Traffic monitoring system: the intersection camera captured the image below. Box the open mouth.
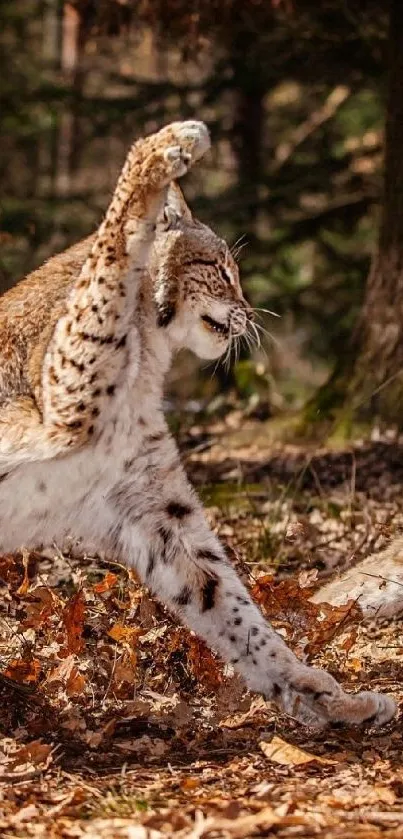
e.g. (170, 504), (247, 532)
(201, 314), (230, 337)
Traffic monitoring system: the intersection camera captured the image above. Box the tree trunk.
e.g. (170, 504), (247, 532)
(303, 0), (403, 435)
(349, 0), (403, 424)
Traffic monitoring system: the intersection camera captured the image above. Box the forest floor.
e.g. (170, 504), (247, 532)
(1, 414), (403, 839)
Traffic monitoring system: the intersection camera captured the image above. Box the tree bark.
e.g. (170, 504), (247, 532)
(304, 0), (403, 434)
(349, 0), (403, 424)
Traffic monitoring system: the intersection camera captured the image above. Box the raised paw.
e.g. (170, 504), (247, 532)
(273, 663), (397, 729)
(161, 120), (210, 172)
(139, 121), (210, 190)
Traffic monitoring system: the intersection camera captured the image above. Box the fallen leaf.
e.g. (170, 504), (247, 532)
(251, 575), (361, 655)
(260, 736), (338, 766)
(21, 586), (59, 630)
(187, 635), (223, 689)
(67, 666), (86, 696)
(108, 623), (142, 645)
(16, 549), (31, 596)
(93, 571), (118, 594)
(221, 696), (269, 729)
(180, 777), (200, 790)
(4, 656), (41, 685)
(62, 590), (85, 653)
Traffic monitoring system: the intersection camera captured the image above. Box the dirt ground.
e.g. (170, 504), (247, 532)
(1, 418), (403, 839)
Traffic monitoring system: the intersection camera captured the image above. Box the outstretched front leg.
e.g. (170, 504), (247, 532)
(108, 441), (396, 729)
(0, 121), (210, 470)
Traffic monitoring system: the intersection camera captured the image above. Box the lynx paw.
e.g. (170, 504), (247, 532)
(273, 663), (397, 729)
(162, 121), (210, 178)
(140, 120), (210, 190)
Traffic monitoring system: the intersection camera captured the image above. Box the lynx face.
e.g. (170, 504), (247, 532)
(151, 184), (253, 360)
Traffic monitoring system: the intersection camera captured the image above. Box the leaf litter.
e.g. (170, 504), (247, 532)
(0, 427), (403, 837)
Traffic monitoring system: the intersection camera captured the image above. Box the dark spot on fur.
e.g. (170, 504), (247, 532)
(124, 458), (135, 472)
(269, 651), (277, 658)
(146, 551), (155, 577)
(77, 401), (86, 412)
(230, 658), (239, 665)
(251, 627), (259, 637)
(174, 585), (192, 606)
(260, 639), (267, 647)
(93, 388), (102, 397)
(98, 276), (106, 283)
(92, 406), (100, 417)
(106, 384), (116, 396)
(88, 425), (95, 436)
(37, 481), (46, 493)
(157, 526), (172, 563)
(91, 304), (99, 313)
(69, 357), (85, 373)
(90, 373), (98, 384)
(157, 303), (176, 328)
(138, 417), (146, 426)
(68, 419), (83, 429)
(229, 634), (237, 643)
(183, 258), (217, 268)
(272, 683), (282, 698)
(147, 432), (165, 444)
(80, 331), (114, 345)
(0, 472), (10, 484)
(236, 595), (249, 605)
(201, 577), (218, 612)
(115, 334), (127, 349)
(234, 617), (242, 626)
(197, 549), (223, 563)
(232, 607), (239, 613)
(49, 366), (59, 384)
(166, 501), (192, 519)
(252, 657), (258, 666)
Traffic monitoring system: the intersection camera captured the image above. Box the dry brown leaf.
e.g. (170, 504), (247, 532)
(221, 696), (269, 729)
(260, 735), (338, 766)
(16, 549), (31, 596)
(62, 590), (85, 654)
(21, 585), (59, 630)
(108, 623), (142, 646)
(45, 656), (86, 696)
(187, 635), (223, 689)
(93, 571), (118, 594)
(4, 740), (52, 772)
(111, 655), (137, 695)
(4, 656), (41, 685)
(180, 777), (200, 790)
(0, 553), (27, 591)
(252, 574), (361, 655)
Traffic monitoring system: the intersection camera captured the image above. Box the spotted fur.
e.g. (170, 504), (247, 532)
(0, 121), (396, 729)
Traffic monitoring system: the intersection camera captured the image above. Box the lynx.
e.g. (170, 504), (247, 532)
(0, 120), (396, 728)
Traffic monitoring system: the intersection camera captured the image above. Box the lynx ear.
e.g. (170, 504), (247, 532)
(162, 182), (193, 227)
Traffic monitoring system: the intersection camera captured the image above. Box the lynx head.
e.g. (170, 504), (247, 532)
(150, 184), (253, 360)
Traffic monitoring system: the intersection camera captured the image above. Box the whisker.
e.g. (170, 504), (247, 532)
(243, 330), (254, 355)
(253, 320), (281, 348)
(253, 307), (281, 318)
(230, 234), (247, 255)
(250, 321), (261, 349)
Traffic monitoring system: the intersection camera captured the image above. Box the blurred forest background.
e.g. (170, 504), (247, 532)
(1, 0), (397, 426)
